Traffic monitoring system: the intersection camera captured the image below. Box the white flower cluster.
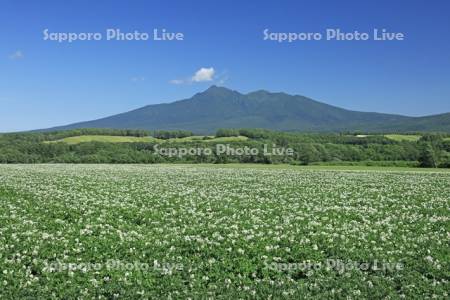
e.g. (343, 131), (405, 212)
(0, 164), (448, 298)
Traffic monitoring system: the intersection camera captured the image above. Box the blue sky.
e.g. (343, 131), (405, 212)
(1, 0), (450, 132)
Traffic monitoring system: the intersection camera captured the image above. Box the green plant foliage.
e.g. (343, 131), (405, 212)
(0, 164), (448, 298)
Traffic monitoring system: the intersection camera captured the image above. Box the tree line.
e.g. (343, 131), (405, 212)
(0, 128), (449, 167)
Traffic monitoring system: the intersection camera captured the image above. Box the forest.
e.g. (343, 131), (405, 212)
(0, 128), (449, 167)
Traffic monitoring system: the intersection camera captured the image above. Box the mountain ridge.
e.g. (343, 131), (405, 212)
(40, 86), (450, 133)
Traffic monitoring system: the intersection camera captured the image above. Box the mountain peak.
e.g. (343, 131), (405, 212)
(206, 84), (220, 90)
(195, 86), (240, 99)
(204, 85), (232, 93)
(246, 89), (271, 96)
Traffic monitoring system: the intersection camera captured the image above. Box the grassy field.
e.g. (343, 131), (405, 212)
(0, 164), (448, 298)
(381, 134), (449, 142)
(47, 134), (449, 145)
(45, 135), (157, 144)
(384, 134), (422, 142)
(46, 135), (248, 144)
(163, 135), (248, 143)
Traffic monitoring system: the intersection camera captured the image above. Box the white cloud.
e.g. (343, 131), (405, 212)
(9, 50), (24, 60)
(169, 79), (184, 85)
(191, 67), (215, 82)
(170, 67), (215, 84)
(131, 76), (145, 82)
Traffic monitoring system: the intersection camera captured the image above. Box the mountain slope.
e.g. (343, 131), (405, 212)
(43, 86), (450, 133)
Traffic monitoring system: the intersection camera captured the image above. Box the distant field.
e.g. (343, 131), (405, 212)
(46, 135), (248, 144)
(354, 134), (450, 142)
(46, 134), (449, 145)
(204, 136), (248, 142)
(384, 134), (421, 142)
(162, 135), (248, 143)
(384, 134), (450, 142)
(46, 135), (157, 144)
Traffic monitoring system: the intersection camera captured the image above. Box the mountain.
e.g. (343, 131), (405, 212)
(42, 86), (450, 133)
